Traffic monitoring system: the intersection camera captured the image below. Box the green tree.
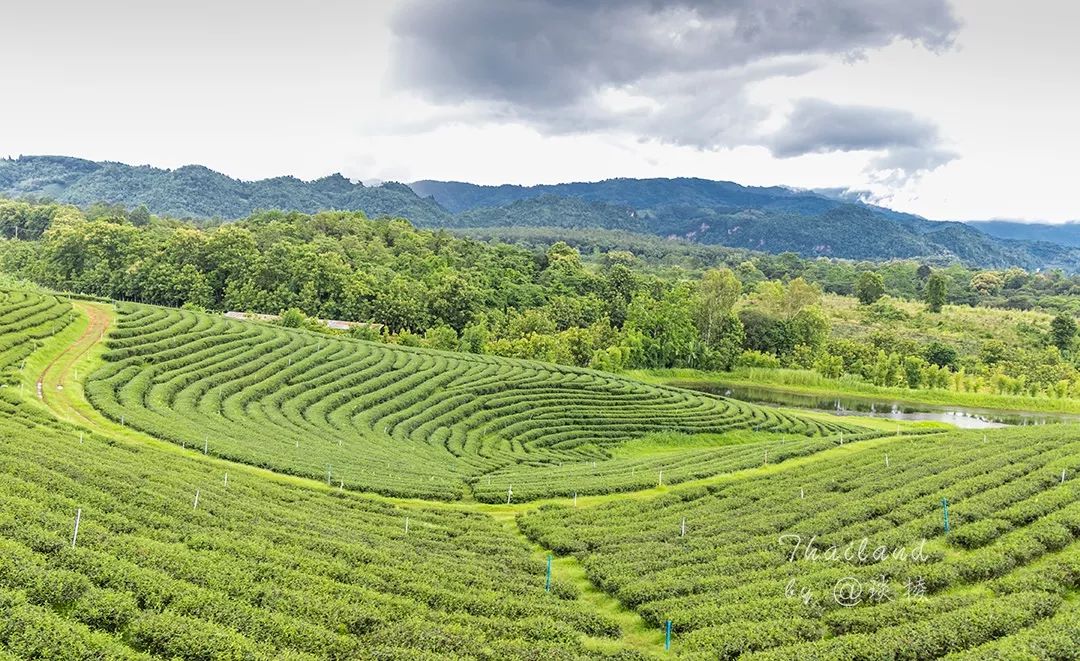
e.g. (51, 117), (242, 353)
(279, 308), (306, 328)
(924, 342), (958, 369)
(625, 285), (699, 368)
(925, 273), (947, 313)
(424, 325), (459, 351)
(970, 271), (1003, 296)
(695, 268), (741, 347)
(1050, 314), (1077, 352)
(855, 271), (885, 305)
(903, 356), (927, 389)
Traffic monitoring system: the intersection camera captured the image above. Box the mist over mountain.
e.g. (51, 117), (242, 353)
(2, 155), (1078, 271)
(966, 220), (1080, 248)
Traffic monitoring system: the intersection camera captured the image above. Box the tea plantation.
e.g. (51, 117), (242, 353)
(3, 288), (1080, 659)
(85, 304), (868, 501)
(520, 427), (1080, 658)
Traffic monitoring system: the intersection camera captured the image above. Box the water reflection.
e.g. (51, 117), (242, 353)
(674, 381), (1080, 429)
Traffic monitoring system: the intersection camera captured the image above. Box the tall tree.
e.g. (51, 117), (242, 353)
(855, 271), (885, 305)
(695, 268), (741, 346)
(925, 273), (947, 313)
(1050, 314), (1077, 352)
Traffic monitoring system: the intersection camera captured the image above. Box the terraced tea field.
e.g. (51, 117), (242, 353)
(521, 426), (1080, 658)
(4, 288), (1079, 659)
(0, 290), (74, 384)
(85, 304), (869, 501)
(0, 392), (635, 659)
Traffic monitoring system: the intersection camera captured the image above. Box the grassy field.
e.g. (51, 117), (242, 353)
(820, 293), (1053, 352)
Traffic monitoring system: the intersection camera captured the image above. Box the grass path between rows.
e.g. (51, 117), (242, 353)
(27, 301), (669, 655)
(25, 300), (951, 656)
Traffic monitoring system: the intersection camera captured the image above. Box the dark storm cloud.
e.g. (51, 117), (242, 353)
(767, 99), (959, 184)
(390, 0), (960, 181)
(768, 99), (942, 157)
(391, 0), (958, 109)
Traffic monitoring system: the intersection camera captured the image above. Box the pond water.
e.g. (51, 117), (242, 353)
(673, 381), (1080, 429)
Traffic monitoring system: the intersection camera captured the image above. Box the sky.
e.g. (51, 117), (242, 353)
(1, 0), (1077, 221)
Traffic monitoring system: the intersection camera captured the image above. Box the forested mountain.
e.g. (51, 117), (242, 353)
(433, 192), (1079, 271)
(0, 155), (450, 222)
(967, 219), (1080, 248)
(3, 155), (1078, 270)
(410, 177), (848, 215)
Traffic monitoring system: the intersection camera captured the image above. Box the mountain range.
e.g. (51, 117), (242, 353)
(2, 155), (1077, 271)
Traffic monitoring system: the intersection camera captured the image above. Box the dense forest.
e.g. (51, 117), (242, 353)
(2, 197), (1079, 400)
(4, 155), (1078, 270)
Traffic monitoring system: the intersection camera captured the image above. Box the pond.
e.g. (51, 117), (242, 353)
(673, 381), (1080, 429)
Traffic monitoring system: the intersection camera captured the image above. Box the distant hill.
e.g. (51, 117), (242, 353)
(410, 177), (847, 216)
(414, 179), (1080, 271)
(966, 220), (1080, 248)
(2, 155), (1077, 271)
(0, 155), (450, 222)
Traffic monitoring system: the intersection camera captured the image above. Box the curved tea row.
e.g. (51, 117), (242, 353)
(0, 289), (74, 381)
(521, 426), (1080, 658)
(0, 392), (622, 659)
(86, 304), (869, 501)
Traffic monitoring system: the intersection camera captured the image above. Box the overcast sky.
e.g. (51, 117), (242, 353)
(2, 0), (1077, 221)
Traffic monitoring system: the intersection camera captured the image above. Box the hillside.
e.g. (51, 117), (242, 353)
(415, 179), (1080, 271)
(3, 286), (1080, 658)
(86, 302), (868, 502)
(0, 155), (450, 223)
(967, 219), (1080, 248)
(3, 156), (1078, 270)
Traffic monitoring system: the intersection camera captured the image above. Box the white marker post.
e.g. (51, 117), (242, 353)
(224, 473), (228, 488)
(71, 508), (82, 548)
(800, 488), (805, 499)
(405, 517), (410, 534)
(507, 485), (513, 505)
(658, 470), (663, 487)
(203, 437), (208, 454)
(573, 492), (577, 507)
(885, 453), (890, 468)
(680, 517), (686, 537)
(1063, 469), (1067, 484)
(79, 431), (84, 444)
(193, 489), (200, 509)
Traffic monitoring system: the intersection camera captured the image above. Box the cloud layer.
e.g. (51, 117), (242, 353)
(390, 0), (960, 184)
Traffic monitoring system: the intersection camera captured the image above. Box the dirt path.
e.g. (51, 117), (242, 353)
(36, 300), (110, 426)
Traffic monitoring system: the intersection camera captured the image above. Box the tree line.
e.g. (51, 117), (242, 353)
(1, 198), (1077, 398)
